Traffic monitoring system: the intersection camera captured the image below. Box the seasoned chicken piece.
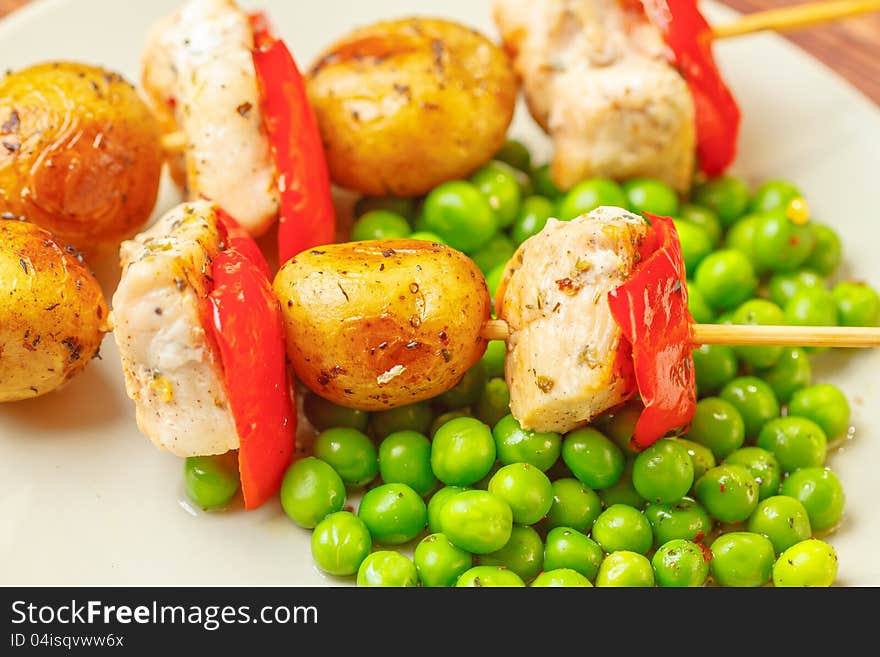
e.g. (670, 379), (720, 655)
(112, 201), (239, 457)
(493, 0), (695, 191)
(497, 206), (647, 433)
(142, 0), (279, 235)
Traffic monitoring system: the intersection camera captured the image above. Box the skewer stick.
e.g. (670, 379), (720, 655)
(713, 0), (880, 40)
(160, 131), (187, 152)
(480, 318), (880, 348)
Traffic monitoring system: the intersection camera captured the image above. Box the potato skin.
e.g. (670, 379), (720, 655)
(0, 63), (162, 255)
(307, 17), (518, 197)
(274, 239), (490, 410)
(0, 219), (109, 402)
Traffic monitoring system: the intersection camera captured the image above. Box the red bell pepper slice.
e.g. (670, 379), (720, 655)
(607, 214), (697, 448)
(209, 210), (297, 509)
(250, 13), (336, 265)
(642, 0), (741, 175)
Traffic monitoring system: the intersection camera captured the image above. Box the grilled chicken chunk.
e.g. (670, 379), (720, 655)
(493, 0), (695, 191)
(112, 201), (239, 457)
(496, 206), (647, 433)
(142, 0), (279, 235)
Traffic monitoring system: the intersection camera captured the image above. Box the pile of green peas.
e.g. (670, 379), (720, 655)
(183, 139), (878, 587)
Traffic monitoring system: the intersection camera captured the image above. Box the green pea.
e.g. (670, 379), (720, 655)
(474, 461), (502, 491)
(469, 233), (515, 275)
(303, 392), (369, 432)
(531, 569), (593, 587)
(356, 551), (418, 587)
(681, 203), (722, 246)
(723, 214), (764, 271)
(645, 497), (712, 546)
(427, 485), (470, 534)
(632, 439), (695, 504)
(750, 179), (801, 214)
(594, 551), (655, 587)
(724, 447), (781, 501)
(694, 249), (758, 311)
(441, 490), (513, 554)
(598, 461), (647, 509)
(279, 457), (345, 528)
(757, 416), (827, 473)
(673, 219), (712, 275)
(530, 164), (562, 199)
(357, 483), (427, 545)
(494, 139), (532, 172)
(488, 463), (554, 525)
(557, 179), (627, 221)
(729, 299), (786, 368)
(784, 287), (838, 327)
(477, 524), (544, 581)
(429, 410), (470, 439)
(687, 282), (715, 324)
(543, 526), (604, 581)
(768, 270), (826, 309)
(378, 431), (437, 496)
(311, 511), (372, 576)
(710, 532), (775, 587)
(414, 533), (473, 587)
(772, 539), (838, 587)
(408, 231), (447, 244)
(436, 362), (488, 409)
(475, 377), (511, 428)
(431, 417), (496, 486)
(511, 195), (554, 245)
(562, 427), (624, 490)
(833, 281), (880, 327)
(592, 504), (653, 554)
(481, 340), (507, 379)
(370, 402), (432, 439)
(492, 414), (562, 472)
(719, 376), (780, 439)
(593, 400), (642, 454)
(747, 495), (812, 554)
(351, 209), (411, 241)
(544, 478), (602, 532)
(779, 467), (845, 532)
(652, 539), (710, 587)
(756, 347), (812, 404)
(691, 176), (750, 226)
(355, 196), (417, 221)
(623, 178), (680, 216)
(184, 453), (240, 510)
(676, 439), (717, 481)
(313, 427), (378, 487)
(695, 464), (759, 523)
(754, 211), (816, 273)
(803, 224), (841, 276)
(692, 344), (738, 397)
(455, 565), (525, 587)
(422, 181), (498, 253)
(687, 397), (745, 460)
(471, 160), (523, 229)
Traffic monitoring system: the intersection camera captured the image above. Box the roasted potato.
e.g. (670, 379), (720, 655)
(307, 17), (518, 197)
(0, 63), (162, 255)
(0, 218), (109, 402)
(274, 239), (490, 409)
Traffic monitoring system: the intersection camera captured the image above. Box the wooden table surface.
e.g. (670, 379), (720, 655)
(1, 0), (878, 104)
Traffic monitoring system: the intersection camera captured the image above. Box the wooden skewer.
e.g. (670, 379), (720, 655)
(480, 318), (880, 348)
(160, 131), (187, 153)
(713, 0), (880, 40)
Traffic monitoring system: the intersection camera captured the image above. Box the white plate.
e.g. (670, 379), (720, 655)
(1, 0), (879, 586)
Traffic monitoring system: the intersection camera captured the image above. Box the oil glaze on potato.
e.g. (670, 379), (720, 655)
(274, 240), (490, 410)
(0, 63), (162, 255)
(0, 219), (109, 402)
(306, 17), (518, 197)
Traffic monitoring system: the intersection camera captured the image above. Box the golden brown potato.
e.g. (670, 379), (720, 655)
(0, 62), (162, 256)
(307, 17), (518, 197)
(274, 239), (490, 409)
(0, 218), (109, 402)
